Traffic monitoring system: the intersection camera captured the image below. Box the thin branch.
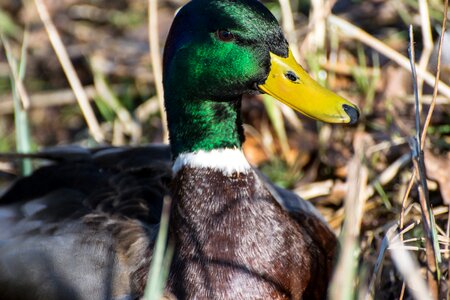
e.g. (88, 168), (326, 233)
(33, 0), (105, 143)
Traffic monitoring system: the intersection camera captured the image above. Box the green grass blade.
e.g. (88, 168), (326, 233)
(2, 33), (33, 175)
(143, 196), (173, 300)
(17, 31), (33, 175)
(0, 9), (22, 37)
(262, 95), (290, 161)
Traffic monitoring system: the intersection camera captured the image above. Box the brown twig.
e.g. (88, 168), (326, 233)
(33, 0), (105, 143)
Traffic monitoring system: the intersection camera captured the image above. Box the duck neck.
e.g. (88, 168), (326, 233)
(165, 94), (245, 158)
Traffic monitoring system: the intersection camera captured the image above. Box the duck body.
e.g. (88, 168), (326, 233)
(168, 155), (336, 299)
(0, 147), (334, 300)
(0, 0), (359, 298)
(0, 146), (171, 300)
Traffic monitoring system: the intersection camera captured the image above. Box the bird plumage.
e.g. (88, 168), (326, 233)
(0, 145), (335, 299)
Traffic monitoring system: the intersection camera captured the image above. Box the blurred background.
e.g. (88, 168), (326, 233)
(0, 0), (449, 299)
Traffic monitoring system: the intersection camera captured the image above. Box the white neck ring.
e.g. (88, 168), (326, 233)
(172, 148), (251, 176)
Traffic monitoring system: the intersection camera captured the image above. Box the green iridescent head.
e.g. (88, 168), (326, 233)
(163, 0), (359, 157)
(163, 0), (288, 98)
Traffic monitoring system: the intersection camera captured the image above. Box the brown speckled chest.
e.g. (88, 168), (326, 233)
(167, 167), (336, 300)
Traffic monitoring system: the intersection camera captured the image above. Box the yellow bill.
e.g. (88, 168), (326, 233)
(259, 49), (359, 124)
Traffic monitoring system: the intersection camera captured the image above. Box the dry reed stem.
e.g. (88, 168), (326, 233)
(408, 25), (440, 299)
(398, 6), (450, 294)
(33, 0), (105, 143)
(148, 0), (169, 143)
(320, 61), (380, 76)
(302, 0), (336, 53)
(401, 95), (450, 105)
(368, 219), (442, 299)
(294, 179), (334, 200)
(92, 59), (142, 144)
(329, 133), (368, 300)
(448, 207), (450, 298)
(309, 0), (326, 52)
(366, 138), (407, 155)
(328, 15), (450, 99)
(276, 0), (303, 147)
(399, 281), (406, 300)
(417, 0), (434, 96)
(402, 1), (450, 295)
(267, 0), (300, 160)
(295, 151), (409, 203)
(279, 105), (303, 129)
(0, 86), (100, 114)
(136, 96), (159, 123)
(1, 36), (31, 110)
(278, 0), (299, 58)
(329, 151), (411, 225)
(420, 0), (449, 150)
(364, 152), (411, 200)
(413, 159), (439, 299)
(112, 119), (125, 146)
(328, 200), (377, 229)
(366, 223), (397, 300)
(389, 231), (433, 300)
(414, 157), (439, 298)
(400, 170), (416, 240)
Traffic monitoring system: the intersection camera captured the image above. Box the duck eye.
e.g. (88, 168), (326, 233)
(285, 71), (299, 83)
(216, 29), (235, 42)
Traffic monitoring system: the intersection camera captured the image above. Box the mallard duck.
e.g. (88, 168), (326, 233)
(0, 0), (359, 299)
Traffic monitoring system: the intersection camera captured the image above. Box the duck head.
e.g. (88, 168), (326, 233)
(163, 0), (359, 157)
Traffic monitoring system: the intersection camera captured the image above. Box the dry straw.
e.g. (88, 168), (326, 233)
(33, 0), (105, 143)
(148, 0), (169, 143)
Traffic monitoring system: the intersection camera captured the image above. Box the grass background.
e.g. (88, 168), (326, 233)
(0, 0), (449, 299)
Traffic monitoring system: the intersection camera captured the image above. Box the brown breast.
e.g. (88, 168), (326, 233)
(167, 166), (337, 300)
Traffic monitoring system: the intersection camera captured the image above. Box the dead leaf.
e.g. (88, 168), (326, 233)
(425, 151), (450, 205)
